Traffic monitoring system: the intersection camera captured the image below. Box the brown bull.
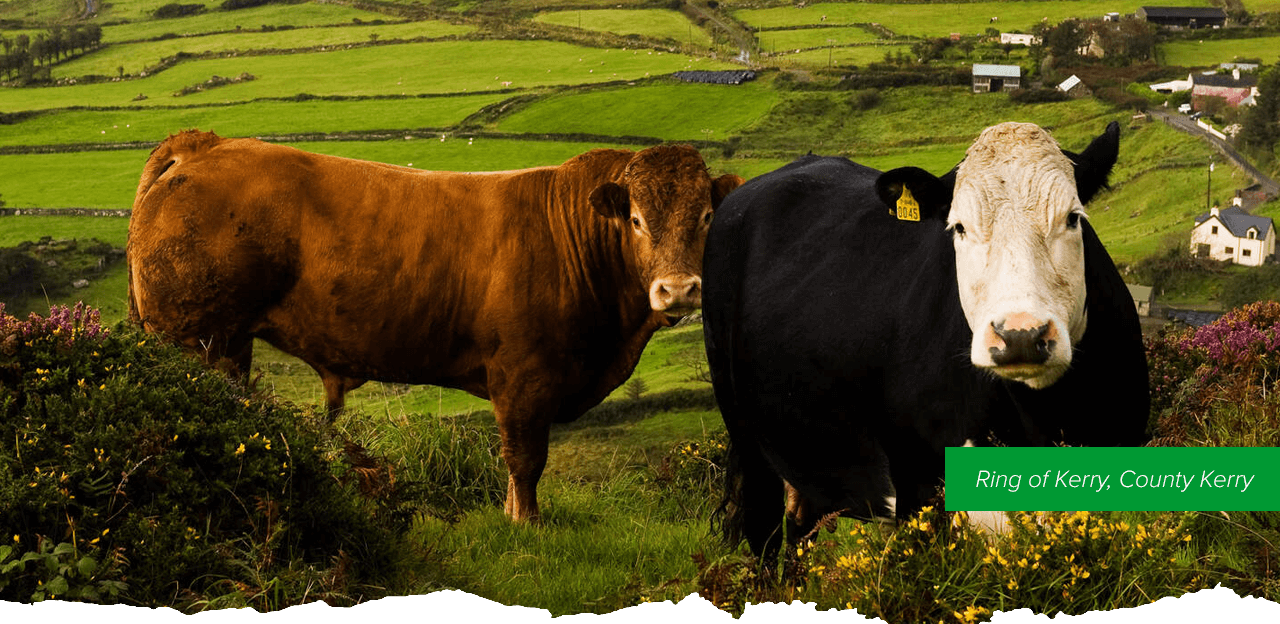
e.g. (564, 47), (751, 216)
(127, 131), (742, 521)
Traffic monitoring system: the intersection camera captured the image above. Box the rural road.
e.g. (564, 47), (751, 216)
(1147, 107), (1280, 201)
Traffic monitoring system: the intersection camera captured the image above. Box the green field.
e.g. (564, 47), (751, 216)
(533, 9), (714, 47)
(98, 2), (381, 39)
(58, 20), (476, 77)
(756, 25), (884, 52)
(498, 81), (777, 141)
(0, 94), (510, 147)
(1160, 36), (1280, 68)
(734, 0), (1210, 37)
(768, 43), (913, 68)
(0, 40), (733, 111)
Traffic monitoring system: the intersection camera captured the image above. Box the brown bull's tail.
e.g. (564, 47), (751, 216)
(132, 130), (222, 211)
(128, 130), (223, 326)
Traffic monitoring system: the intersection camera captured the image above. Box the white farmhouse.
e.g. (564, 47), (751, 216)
(999, 32), (1038, 46)
(1190, 206), (1276, 266)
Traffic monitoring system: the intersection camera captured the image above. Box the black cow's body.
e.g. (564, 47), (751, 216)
(703, 140), (1149, 558)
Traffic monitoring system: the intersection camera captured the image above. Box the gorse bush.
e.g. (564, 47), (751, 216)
(0, 303), (417, 609)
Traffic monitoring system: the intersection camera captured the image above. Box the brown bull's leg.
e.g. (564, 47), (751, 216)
(319, 370), (366, 420)
(493, 404), (553, 523)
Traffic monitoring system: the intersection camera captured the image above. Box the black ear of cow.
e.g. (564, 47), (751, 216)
(1065, 121), (1120, 205)
(590, 182), (630, 219)
(711, 174), (744, 209)
(875, 166), (955, 221)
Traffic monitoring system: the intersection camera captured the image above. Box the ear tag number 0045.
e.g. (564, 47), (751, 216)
(896, 186), (920, 222)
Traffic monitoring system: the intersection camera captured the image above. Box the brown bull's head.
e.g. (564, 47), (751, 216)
(591, 145), (743, 321)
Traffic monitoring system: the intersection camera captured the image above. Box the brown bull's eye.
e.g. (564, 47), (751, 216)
(631, 216), (642, 229)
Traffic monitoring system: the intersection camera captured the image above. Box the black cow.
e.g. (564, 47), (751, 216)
(703, 122), (1149, 560)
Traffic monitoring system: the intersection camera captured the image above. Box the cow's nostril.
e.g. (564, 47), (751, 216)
(990, 320), (1053, 366)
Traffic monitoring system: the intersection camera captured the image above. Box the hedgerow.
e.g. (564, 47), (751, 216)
(0, 303), (420, 609)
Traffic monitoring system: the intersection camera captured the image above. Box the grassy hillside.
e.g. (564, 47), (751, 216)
(533, 9), (714, 47)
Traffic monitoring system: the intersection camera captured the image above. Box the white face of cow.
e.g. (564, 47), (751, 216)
(947, 123), (1090, 389)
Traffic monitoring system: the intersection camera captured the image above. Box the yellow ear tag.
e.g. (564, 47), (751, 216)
(896, 186), (920, 222)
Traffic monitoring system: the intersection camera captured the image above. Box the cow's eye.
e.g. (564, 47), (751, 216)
(631, 216), (642, 229)
(951, 222), (966, 238)
(702, 211), (713, 225)
(1066, 212), (1082, 229)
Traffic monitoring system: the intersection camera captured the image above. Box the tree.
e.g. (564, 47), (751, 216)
(1239, 64), (1280, 162)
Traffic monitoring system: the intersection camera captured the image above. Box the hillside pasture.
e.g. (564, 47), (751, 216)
(767, 43), (912, 68)
(497, 81), (777, 141)
(0, 40), (734, 112)
(0, 138), (656, 208)
(0, 94), (510, 147)
(533, 9), (714, 47)
(733, 0), (1208, 37)
(0, 0), (82, 24)
(98, 1), (384, 40)
(1159, 36), (1280, 68)
(58, 20), (476, 78)
(756, 25), (884, 51)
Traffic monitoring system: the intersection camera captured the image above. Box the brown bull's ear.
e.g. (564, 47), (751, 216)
(875, 166), (955, 221)
(711, 173), (745, 208)
(590, 182), (630, 219)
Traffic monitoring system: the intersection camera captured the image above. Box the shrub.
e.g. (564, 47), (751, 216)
(0, 304), (416, 609)
(152, 3), (204, 18)
(1147, 301), (1280, 447)
(650, 430), (727, 520)
(1008, 88), (1069, 104)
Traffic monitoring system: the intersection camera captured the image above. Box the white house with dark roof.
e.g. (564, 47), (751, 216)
(1191, 206), (1276, 266)
(972, 64), (1021, 92)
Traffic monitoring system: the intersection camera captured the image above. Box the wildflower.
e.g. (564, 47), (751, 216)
(234, 443), (246, 456)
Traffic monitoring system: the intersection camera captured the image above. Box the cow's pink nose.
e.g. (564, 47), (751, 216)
(650, 275), (701, 311)
(984, 312), (1058, 366)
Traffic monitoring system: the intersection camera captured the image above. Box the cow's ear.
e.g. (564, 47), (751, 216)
(875, 166), (955, 221)
(590, 182), (630, 219)
(711, 173), (744, 209)
(1064, 121), (1119, 205)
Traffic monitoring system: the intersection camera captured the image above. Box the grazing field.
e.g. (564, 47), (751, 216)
(0, 41), (733, 111)
(497, 81), (778, 141)
(756, 25), (884, 52)
(767, 43), (913, 68)
(58, 20), (476, 78)
(99, 2), (380, 39)
(0, 94), (510, 147)
(533, 9), (714, 47)
(734, 0), (1209, 37)
(1159, 36), (1280, 68)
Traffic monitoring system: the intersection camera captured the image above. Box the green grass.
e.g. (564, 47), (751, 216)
(0, 138), (655, 208)
(58, 20), (476, 77)
(0, 40), (734, 112)
(1087, 121), (1249, 264)
(0, 216), (130, 247)
(0, 94), (510, 147)
(0, 149), (153, 208)
(756, 25), (883, 51)
(498, 81), (778, 141)
(533, 9), (714, 47)
(733, 0), (1208, 37)
(1159, 36), (1280, 68)
(767, 43), (912, 68)
(98, 2), (386, 41)
(0, 0), (83, 24)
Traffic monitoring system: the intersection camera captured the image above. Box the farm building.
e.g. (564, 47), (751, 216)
(1191, 69), (1259, 107)
(1127, 284), (1154, 317)
(1190, 206), (1276, 266)
(1057, 74), (1090, 97)
(971, 64), (1020, 92)
(1136, 6), (1227, 29)
(999, 32), (1038, 46)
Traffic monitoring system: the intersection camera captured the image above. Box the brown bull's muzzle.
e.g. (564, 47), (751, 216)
(650, 274), (702, 317)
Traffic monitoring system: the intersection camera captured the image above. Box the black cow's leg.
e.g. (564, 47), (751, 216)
(721, 434), (786, 565)
(884, 436), (945, 520)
